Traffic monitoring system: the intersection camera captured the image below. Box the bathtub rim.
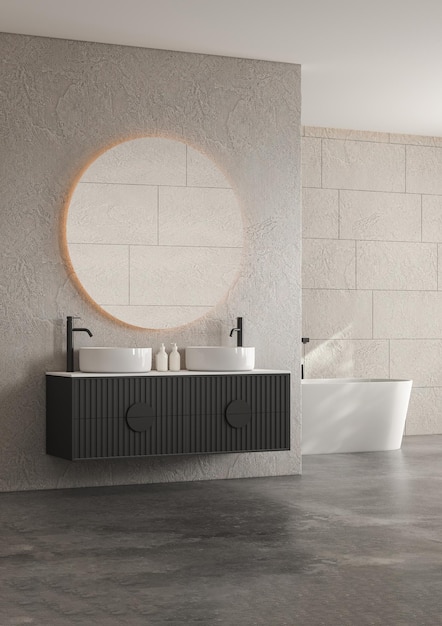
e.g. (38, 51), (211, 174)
(302, 378), (412, 385)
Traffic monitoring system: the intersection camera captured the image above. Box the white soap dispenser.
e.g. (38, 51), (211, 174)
(169, 343), (181, 372)
(156, 343), (168, 372)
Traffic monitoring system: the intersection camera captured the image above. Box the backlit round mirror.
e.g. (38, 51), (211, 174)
(63, 137), (243, 329)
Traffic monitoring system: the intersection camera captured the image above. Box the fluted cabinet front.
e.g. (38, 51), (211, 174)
(46, 374), (290, 460)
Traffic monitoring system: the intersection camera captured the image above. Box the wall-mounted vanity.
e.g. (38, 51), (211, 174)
(52, 136), (291, 463)
(46, 371), (290, 461)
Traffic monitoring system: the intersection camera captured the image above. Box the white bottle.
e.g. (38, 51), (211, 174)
(169, 343), (181, 372)
(156, 343), (168, 371)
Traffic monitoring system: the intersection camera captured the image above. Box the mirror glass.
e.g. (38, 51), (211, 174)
(65, 137), (243, 329)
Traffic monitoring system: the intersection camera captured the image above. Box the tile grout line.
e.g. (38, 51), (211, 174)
(388, 338), (391, 380)
(303, 286), (442, 292)
(128, 244), (131, 304)
(302, 237), (428, 244)
(300, 184), (441, 196)
(304, 338), (442, 342)
(67, 242), (243, 250)
(355, 239), (357, 289)
(157, 186), (160, 245)
(337, 189), (341, 239)
(420, 194), (423, 243)
(304, 128), (442, 147)
(78, 181), (231, 190)
(404, 143), (407, 194)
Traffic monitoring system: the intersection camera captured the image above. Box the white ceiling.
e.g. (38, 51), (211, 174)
(2, 0), (442, 137)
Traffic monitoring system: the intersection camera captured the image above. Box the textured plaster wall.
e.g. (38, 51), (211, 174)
(0, 33), (301, 492)
(302, 126), (442, 436)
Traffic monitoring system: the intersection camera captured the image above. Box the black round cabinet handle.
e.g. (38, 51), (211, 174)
(126, 403), (156, 432)
(225, 400), (252, 428)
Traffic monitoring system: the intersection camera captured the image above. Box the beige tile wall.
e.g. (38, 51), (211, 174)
(302, 126), (442, 435)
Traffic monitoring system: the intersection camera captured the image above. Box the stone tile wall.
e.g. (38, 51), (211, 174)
(302, 126), (442, 435)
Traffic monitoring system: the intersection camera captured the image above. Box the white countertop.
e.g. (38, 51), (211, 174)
(46, 369), (290, 378)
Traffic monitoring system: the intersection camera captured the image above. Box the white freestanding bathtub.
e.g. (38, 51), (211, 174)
(302, 379), (413, 455)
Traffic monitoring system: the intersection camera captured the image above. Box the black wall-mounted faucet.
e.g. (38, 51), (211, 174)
(66, 316), (93, 372)
(229, 317), (243, 347)
(301, 337), (310, 379)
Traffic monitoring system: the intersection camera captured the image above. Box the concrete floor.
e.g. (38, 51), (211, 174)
(1, 436), (442, 626)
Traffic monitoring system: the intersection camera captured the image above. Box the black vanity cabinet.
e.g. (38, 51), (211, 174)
(46, 372), (290, 460)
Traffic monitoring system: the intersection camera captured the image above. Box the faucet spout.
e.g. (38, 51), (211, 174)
(66, 316), (93, 372)
(229, 317), (243, 347)
(75, 328), (93, 337)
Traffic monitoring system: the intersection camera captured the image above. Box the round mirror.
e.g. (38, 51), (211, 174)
(63, 137), (243, 329)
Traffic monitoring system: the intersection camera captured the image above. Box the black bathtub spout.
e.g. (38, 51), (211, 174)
(67, 316), (93, 372)
(301, 337), (310, 379)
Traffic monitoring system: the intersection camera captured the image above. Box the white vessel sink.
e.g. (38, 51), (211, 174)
(185, 346), (255, 371)
(79, 347), (152, 373)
